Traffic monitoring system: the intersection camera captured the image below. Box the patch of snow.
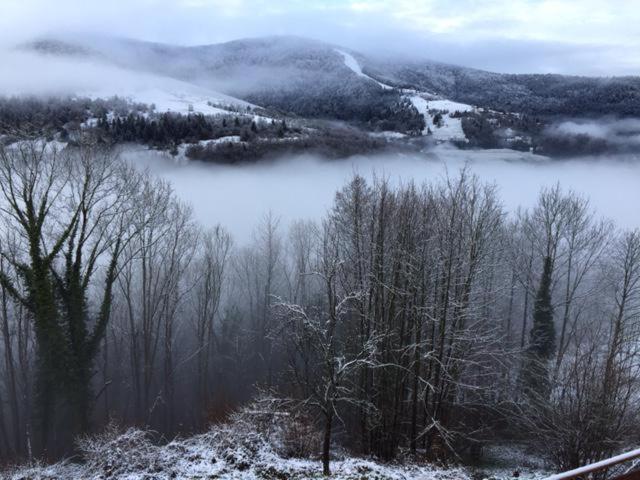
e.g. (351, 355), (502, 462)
(4, 424), (477, 480)
(427, 143), (549, 163)
(4, 397), (554, 480)
(84, 84), (240, 116)
(410, 95), (471, 142)
(1, 417), (552, 480)
(370, 131), (407, 139)
(198, 135), (242, 146)
(399, 87), (438, 98)
(428, 99), (474, 114)
(251, 114), (277, 124)
(80, 117), (99, 128)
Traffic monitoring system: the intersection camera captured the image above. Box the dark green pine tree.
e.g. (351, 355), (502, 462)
(529, 256), (556, 359)
(522, 255), (556, 400)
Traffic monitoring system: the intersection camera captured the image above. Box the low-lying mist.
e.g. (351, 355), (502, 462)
(123, 145), (640, 241)
(0, 48), (240, 110)
(546, 117), (640, 150)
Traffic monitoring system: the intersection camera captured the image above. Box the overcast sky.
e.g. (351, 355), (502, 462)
(2, 0), (639, 76)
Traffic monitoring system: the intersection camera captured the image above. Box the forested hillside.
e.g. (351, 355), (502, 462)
(0, 141), (638, 477)
(26, 35), (640, 119)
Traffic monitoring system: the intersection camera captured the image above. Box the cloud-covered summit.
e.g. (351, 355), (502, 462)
(1, 0), (638, 76)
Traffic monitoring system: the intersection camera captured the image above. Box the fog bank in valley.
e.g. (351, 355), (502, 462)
(124, 145), (640, 242)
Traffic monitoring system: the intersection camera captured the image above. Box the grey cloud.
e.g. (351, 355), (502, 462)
(547, 118), (640, 148)
(0, 0), (639, 76)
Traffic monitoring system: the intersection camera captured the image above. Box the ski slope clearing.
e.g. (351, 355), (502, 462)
(336, 49), (394, 90)
(336, 48), (474, 142)
(428, 99), (474, 113)
(410, 96), (471, 141)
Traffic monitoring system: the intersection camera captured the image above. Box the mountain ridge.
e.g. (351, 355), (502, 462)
(5, 33), (640, 158)
(22, 34), (640, 118)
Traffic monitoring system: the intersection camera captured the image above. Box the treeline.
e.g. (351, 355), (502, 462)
(379, 60), (640, 116)
(454, 73), (640, 117)
(185, 124), (386, 163)
(0, 96), (150, 139)
(0, 142), (638, 476)
(460, 110), (637, 156)
(0, 96), (405, 162)
(0, 96), (277, 148)
(98, 113), (387, 162)
(97, 112), (292, 148)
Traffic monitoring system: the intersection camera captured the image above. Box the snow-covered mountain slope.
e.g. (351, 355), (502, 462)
(13, 33), (640, 154)
(83, 76), (251, 115)
(19, 34), (640, 119)
(18, 36), (414, 130)
(1, 48), (251, 115)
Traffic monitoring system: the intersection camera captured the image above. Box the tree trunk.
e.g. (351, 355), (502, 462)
(1, 281), (21, 455)
(322, 411), (333, 476)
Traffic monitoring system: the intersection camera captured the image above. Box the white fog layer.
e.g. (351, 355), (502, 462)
(125, 145), (640, 241)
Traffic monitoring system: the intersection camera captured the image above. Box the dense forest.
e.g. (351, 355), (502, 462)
(0, 140), (638, 476)
(367, 58), (640, 117)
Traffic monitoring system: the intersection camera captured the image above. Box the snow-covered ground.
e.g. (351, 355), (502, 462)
(87, 87), (236, 115)
(370, 131), (408, 139)
(5, 446), (475, 480)
(198, 135), (243, 146)
(409, 95), (474, 142)
(4, 429), (547, 480)
(3, 139), (69, 154)
(0, 49), (251, 115)
(80, 71), (252, 115)
(3, 398), (550, 480)
(428, 100), (475, 114)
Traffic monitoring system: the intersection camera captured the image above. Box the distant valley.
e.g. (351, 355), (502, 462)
(2, 34), (640, 161)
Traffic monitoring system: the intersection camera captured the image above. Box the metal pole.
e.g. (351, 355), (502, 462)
(542, 448), (640, 480)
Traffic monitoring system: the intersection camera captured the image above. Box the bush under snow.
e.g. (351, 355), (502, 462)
(4, 398), (545, 479)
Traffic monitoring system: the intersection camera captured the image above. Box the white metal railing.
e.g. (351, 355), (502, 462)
(543, 448), (640, 480)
